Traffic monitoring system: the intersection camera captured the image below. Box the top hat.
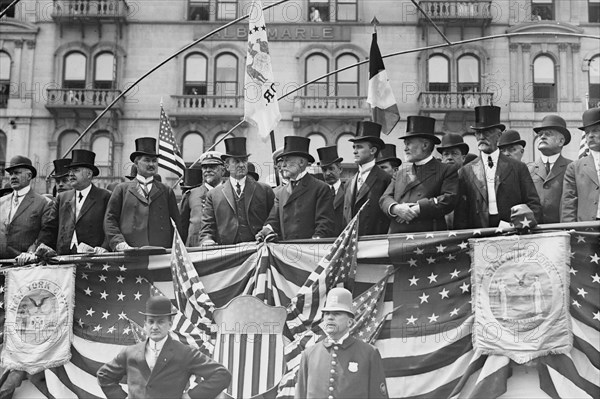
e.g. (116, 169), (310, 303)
(280, 136), (315, 163)
(470, 106), (506, 131)
(130, 137), (158, 162)
(533, 115), (571, 145)
(69, 149), (100, 176)
(180, 168), (203, 190)
(222, 137), (250, 160)
(376, 144), (402, 167)
(498, 129), (526, 148)
(199, 151), (225, 166)
(272, 147), (284, 164)
(437, 133), (469, 155)
(579, 108), (600, 131)
(51, 158), (72, 178)
(400, 116), (441, 144)
(139, 296), (177, 317)
(317, 146), (343, 167)
(321, 287), (354, 317)
(5, 155), (37, 178)
(247, 163), (259, 181)
(349, 121), (385, 150)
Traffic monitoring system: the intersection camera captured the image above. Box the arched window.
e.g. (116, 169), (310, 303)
(305, 53), (329, 97)
(184, 53), (208, 95)
(213, 132), (234, 154)
(533, 55), (556, 112)
(307, 133), (327, 162)
(428, 54), (450, 92)
(457, 55), (480, 92)
(182, 132), (205, 164)
(0, 130), (6, 173)
(336, 54), (359, 96)
(94, 52), (115, 89)
(0, 52), (10, 108)
(589, 55), (600, 108)
(336, 133), (355, 164)
(58, 130), (80, 158)
(214, 53), (238, 98)
(91, 132), (112, 176)
(63, 52), (87, 89)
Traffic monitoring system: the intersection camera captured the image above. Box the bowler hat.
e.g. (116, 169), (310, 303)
(317, 146), (343, 167)
(498, 130), (526, 149)
(125, 164), (138, 180)
(533, 115), (571, 145)
(437, 133), (469, 155)
(199, 151), (225, 166)
(69, 149), (100, 176)
(470, 106), (506, 132)
(321, 287), (354, 317)
(139, 296), (177, 317)
(180, 168), (203, 190)
(247, 163), (259, 181)
(5, 155), (37, 178)
(280, 136), (315, 163)
(376, 144), (402, 167)
(400, 116), (441, 144)
(578, 108), (600, 131)
(51, 158), (72, 178)
(130, 137), (158, 162)
(222, 137), (250, 160)
(349, 121), (385, 150)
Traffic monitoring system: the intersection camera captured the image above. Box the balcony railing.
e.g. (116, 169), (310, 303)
(418, 91), (493, 111)
(418, 1), (492, 20)
(46, 89), (123, 109)
(297, 96), (367, 110)
(173, 95), (243, 110)
(52, 0), (129, 21)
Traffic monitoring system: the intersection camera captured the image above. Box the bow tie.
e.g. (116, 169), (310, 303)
(323, 338), (339, 348)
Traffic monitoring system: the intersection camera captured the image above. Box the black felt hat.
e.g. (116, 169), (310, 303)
(69, 149), (100, 176)
(5, 156), (37, 178)
(376, 144), (402, 167)
(51, 158), (72, 178)
(437, 133), (469, 155)
(280, 136), (315, 163)
(400, 116), (441, 144)
(139, 296), (177, 317)
(349, 121), (385, 150)
(317, 146), (343, 167)
(470, 106), (506, 131)
(222, 137), (250, 160)
(130, 137), (158, 162)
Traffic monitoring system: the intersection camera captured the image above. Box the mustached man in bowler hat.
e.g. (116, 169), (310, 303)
(317, 145), (346, 236)
(97, 296), (231, 398)
(295, 287), (389, 399)
(104, 137), (183, 251)
(498, 129), (526, 162)
(50, 158), (73, 196)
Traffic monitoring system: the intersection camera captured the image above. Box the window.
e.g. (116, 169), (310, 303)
(531, 0), (553, 20)
(335, 54), (359, 96)
(0, 52), (10, 108)
(184, 54), (208, 95)
(0, 130), (6, 174)
(189, 1), (210, 20)
(457, 55), (480, 92)
(182, 132), (205, 164)
(590, 0), (600, 22)
(428, 55), (450, 92)
(94, 52), (115, 89)
(307, 133), (327, 162)
(309, 0), (329, 22)
(337, 0), (357, 21)
(58, 130), (81, 158)
(63, 52), (87, 89)
(214, 53), (238, 97)
(91, 133), (112, 176)
(305, 54), (329, 97)
(336, 133), (355, 163)
(589, 55), (600, 108)
(533, 55), (556, 112)
(217, 0), (236, 20)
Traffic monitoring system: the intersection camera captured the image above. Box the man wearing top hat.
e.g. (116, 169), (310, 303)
(498, 129), (526, 162)
(294, 287), (389, 399)
(438, 133), (469, 168)
(257, 136), (335, 241)
(455, 106), (541, 228)
(183, 151), (225, 247)
(97, 296), (231, 399)
(105, 137), (183, 250)
(318, 145), (346, 236)
(51, 158), (72, 196)
(0, 156), (54, 261)
(376, 143), (402, 176)
(380, 116), (458, 233)
(43, 150), (112, 255)
(200, 137), (275, 245)
(343, 121), (391, 236)
(562, 108), (600, 222)
(528, 115), (573, 224)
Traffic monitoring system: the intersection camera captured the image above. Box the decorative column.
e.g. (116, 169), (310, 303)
(13, 40), (23, 98)
(558, 43), (568, 101)
(25, 40), (36, 101)
(509, 43), (520, 102)
(521, 44), (531, 102)
(570, 43), (580, 103)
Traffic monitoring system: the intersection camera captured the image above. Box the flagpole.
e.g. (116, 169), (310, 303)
(270, 130), (280, 186)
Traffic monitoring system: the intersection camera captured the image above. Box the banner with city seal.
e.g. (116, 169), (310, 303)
(469, 232), (572, 364)
(1, 264), (75, 373)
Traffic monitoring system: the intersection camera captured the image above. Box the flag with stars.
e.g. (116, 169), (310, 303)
(243, 0), (281, 138)
(350, 268), (393, 344)
(158, 104), (185, 177)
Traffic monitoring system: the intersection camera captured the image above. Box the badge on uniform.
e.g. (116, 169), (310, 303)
(348, 362), (358, 373)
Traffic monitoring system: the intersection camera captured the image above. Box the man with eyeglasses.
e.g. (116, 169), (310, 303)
(455, 106), (541, 228)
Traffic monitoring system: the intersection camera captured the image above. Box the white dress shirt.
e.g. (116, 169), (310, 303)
(540, 153), (561, 173)
(330, 179), (341, 195)
(356, 160), (376, 191)
(482, 150), (500, 215)
(71, 184), (92, 249)
(7, 185), (30, 223)
(230, 176), (247, 197)
(145, 335), (168, 370)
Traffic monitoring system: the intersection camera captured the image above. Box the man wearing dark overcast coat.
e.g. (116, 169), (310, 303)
(317, 145), (346, 236)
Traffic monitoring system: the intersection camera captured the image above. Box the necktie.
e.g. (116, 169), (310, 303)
(545, 161), (551, 174)
(487, 156), (494, 168)
(330, 185), (335, 196)
(236, 182), (241, 196)
(140, 182), (149, 199)
(78, 192), (84, 202)
(291, 180), (298, 189)
(148, 342), (160, 370)
(357, 175), (363, 191)
(7, 193), (20, 223)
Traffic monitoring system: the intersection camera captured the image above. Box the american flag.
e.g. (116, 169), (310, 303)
(158, 105), (185, 177)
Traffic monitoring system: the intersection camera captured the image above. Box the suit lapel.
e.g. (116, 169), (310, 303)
(532, 159), (548, 181)
(77, 185), (96, 222)
(148, 182), (165, 203)
(223, 181), (236, 212)
(471, 158), (488, 202)
(545, 155), (568, 182)
(137, 341), (152, 380)
(582, 157), (600, 187)
(398, 160), (437, 198)
(334, 182), (345, 209)
(285, 175), (309, 206)
(244, 178), (256, 215)
(128, 182), (148, 204)
(149, 337), (173, 379)
(10, 190), (34, 223)
(355, 167), (378, 204)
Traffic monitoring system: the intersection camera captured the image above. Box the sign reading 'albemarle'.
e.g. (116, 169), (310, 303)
(1, 265), (75, 374)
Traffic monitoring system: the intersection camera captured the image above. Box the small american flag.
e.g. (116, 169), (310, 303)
(158, 105), (185, 177)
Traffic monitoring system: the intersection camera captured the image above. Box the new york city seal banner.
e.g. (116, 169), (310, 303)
(1, 265), (75, 374)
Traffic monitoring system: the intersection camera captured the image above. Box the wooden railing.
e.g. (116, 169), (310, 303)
(46, 89), (123, 108)
(172, 95), (244, 110)
(52, 0), (129, 19)
(418, 1), (492, 19)
(418, 91), (493, 111)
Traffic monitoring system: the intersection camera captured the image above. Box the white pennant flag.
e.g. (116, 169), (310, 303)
(244, 0), (281, 138)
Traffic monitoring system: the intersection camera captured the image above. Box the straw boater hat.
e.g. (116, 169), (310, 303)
(69, 149), (100, 176)
(180, 168), (203, 190)
(5, 155), (37, 179)
(533, 115), (571, 145)
(280, 136), (315, 163)
(321, 287), (354, 317)
(470, 106), (506, 132)
(317, 146), (343, 167)
(130, 137), (158, 162)
(437, 133), (469, 155)
(349, 121), (385, 150)
(221, 137), (250, 160)
(376, 144), (402, 167)
(579, 108), (600, 131)
(139, 296), (177, 317)
(51, 158), (72, 179)
(400, 116), (441, 144)
(498, 130), (526, 149)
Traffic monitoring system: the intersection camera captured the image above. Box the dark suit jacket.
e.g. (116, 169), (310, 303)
(561, 155), (599, 222)
(181, 184), (212, 247)
(379, 158), (458, 233)
(45, 185), (111, 255)
(528, 155), (572, 224)
(0, 189), (54, 258)
(200, 178), (275, 245)
(104, 180), (182, 250)
(96, 336), (231, 399)
(343, 165), (391, 236)
(332, 181), (346, 236)
(265, 173), (335, 240)
(455, 154), (542, 229)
